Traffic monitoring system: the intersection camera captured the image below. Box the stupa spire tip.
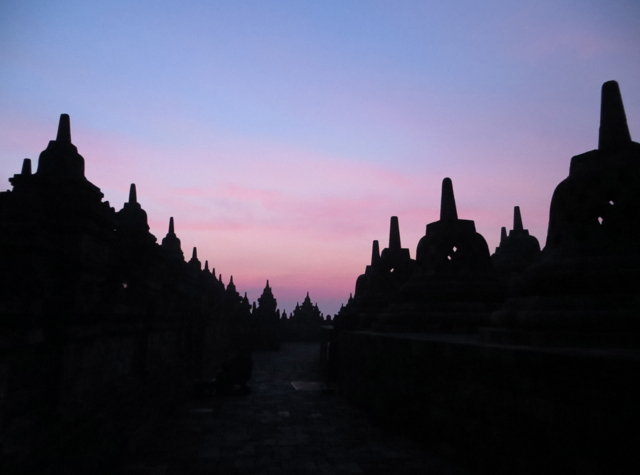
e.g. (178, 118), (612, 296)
(21, 158), (32, 175)
(129, 183), (137, 203)
(371, 240), (381, 265)
(389, 216), (401, 249)
(440, 177), (458, 221)
(56, 114), (71, 143)
(599, 80), (631, 151)
(513, 206), (523, 231)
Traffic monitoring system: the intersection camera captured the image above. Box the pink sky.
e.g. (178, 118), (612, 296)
(1, 1), (639, 314)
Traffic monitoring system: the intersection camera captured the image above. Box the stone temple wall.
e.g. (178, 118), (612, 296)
(335, 81), (640, 473)
(338, 330), (640, 474)
(0, 115), (237, 473)
(0, 321), (187, 473)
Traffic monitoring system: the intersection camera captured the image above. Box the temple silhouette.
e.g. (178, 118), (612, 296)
(1, 80), (639, 473)
(0, 115), (330, 472)
(332, 81), (640, 473)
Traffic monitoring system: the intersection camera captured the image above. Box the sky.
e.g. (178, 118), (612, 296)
(1, 0), (639, 315)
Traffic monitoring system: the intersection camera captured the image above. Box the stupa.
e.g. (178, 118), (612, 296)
(0, 114), (116, 321)
(491, 206), (541, 275)
(489, 81), (640, 346)
(160, 217), (184, 262)
(375, 178), (505, 332)
(348, 217), (416, 329)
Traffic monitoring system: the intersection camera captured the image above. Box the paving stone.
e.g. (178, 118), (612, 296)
(277, 439), (298, 446)
(273, 446), (296, 459)
(237, 444), (255, 456)
(326, 448), (348, 459)
(118, 343), (471, 475)
(197, 447), (220, 459)
(234, 458), (256, 469)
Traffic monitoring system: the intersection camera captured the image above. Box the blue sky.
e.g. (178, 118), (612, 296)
(1, 0), (639, 314)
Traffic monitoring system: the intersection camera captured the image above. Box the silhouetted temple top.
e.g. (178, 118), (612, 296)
(355, 240), (380, 296)
(9, 114), (103, 194)
(225, 275), (241, 303)
(546, 80), (640, 255)
(35, 114), (85, 179)
(116, 184), (156, 243)
(4, 114), (113, 231)
(161, 217), (184, 261)
(491, 206), (540, 272)
(416, 177), (491, 274)
(257, 280), (278, 318)
(291, 292), (323, 322)
(188, 246), (201, 271)
(380, 216), (411, 271)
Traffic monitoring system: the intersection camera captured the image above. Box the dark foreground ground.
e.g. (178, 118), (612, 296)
(120, 342), (470, 475)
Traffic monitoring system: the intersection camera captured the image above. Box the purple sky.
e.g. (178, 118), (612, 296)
(1, 0), (639, 315)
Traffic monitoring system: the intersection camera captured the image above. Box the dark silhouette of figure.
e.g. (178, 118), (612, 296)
(215, 347), (253, 395)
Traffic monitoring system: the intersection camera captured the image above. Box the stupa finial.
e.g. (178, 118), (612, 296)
(56, 114), (71, 144)
(169, 217), (175, 234)
(389, 216), (401, 249)
(21, 159), (32, 175)
(371, 240), (381, 265)
(440, 178), (458, 221)
(129, 183), (137, 204)
(513, 206), (523, 232)
(599, 80), (631, 152)
(500, 226), (507, 242)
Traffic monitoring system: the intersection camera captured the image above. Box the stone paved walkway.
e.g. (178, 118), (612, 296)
(121, 342), (470, 475)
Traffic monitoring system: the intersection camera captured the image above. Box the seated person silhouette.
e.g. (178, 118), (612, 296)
(215, 347), (253, 395)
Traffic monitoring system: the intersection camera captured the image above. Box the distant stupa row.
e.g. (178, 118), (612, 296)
(0, 114), (307, 356)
